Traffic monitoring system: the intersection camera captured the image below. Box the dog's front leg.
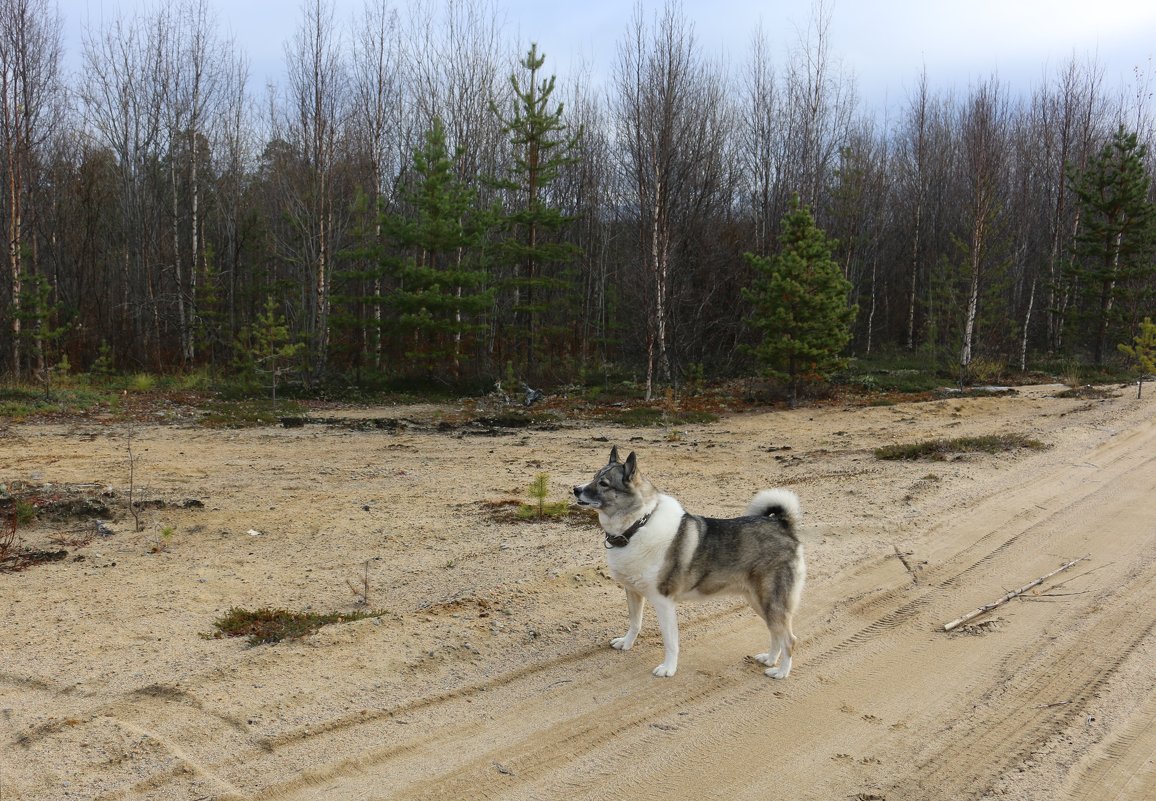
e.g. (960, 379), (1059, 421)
(650, 595), (679, 677)
(611, 588), (645, 651)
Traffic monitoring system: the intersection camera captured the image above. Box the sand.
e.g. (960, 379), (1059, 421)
(2, 384), (1154, 800)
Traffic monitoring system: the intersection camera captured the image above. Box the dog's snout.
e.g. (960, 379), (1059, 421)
(573, 485), (584, 498)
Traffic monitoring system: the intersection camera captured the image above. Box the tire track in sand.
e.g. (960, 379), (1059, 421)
(1069, 689), (1156, 801)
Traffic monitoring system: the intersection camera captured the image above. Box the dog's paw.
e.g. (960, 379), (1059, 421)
(652, 663), (677, 678)
(754, 652), (779, 667)
(764, 665), (791, 679)
(610, 636), (635, 650)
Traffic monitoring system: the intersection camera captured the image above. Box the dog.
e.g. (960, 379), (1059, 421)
(573, 447), (804, 679)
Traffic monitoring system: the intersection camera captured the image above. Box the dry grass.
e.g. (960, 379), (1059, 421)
(874, 433), (1047, 461)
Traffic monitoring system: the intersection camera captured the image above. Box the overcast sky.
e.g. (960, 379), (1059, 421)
(59, 0), (1156, 116)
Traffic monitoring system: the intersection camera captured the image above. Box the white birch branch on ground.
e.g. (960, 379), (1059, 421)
(942, 556), (1090, 632)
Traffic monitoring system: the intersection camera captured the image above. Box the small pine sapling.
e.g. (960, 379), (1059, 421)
(151, 523), (175, 553)
(1118, 316), (1156, 398)
(529, 473), (550, 518)
(92, 340), (116, 382)
(517, 473), (568, 520)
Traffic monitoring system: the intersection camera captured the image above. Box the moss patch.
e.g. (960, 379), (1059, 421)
(209, 606), (386, 646)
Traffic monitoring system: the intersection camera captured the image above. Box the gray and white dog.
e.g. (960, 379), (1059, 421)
(574, 447), (805, 678)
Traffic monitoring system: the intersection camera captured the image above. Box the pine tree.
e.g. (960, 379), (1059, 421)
(743, 196), (857, 407)
(252, 297), (305, 404)
(381, 117), (493, 379)
(1067, 125), (1156, 364)
(234, 297), (304, 404)
(491, 43), (581, 380)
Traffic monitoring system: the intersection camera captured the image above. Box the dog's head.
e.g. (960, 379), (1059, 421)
(573, 447), (653, 518)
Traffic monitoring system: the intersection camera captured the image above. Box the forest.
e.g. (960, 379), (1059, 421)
(3, 0), (1156, 398)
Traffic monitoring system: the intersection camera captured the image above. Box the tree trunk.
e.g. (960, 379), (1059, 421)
(961, 237), (982, 371)
(5, 137), (20, 376)
(1020, 276), (1036, 371)
(171, 155), (188, 366)
(1094, 231), (1123, 365)
(188, 125), (200, 364)
(906, 205), (921, 351)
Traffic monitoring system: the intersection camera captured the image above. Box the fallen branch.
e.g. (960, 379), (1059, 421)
(1048, 560), (1114, 592)
(943, 556), (1089, 632)
(893, 544), (919, 584)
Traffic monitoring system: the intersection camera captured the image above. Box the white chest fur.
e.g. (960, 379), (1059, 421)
(604, 494), (685, 594)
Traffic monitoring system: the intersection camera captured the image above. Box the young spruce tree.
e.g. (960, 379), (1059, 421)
(491, 43), (581, 380)
(382, 117), (493, 379)
(743, 196), (857, 408)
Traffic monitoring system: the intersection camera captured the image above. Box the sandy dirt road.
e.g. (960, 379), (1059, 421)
(2, 385), (1154, 800)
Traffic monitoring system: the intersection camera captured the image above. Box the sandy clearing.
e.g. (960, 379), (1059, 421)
(2, 385), (1154, 800)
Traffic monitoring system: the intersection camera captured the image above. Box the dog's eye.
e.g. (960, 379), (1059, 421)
(598, 479), (610, 488)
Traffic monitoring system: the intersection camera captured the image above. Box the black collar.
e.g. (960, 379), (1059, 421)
(604, 509), (653, 549)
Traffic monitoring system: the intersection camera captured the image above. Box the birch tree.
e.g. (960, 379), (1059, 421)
(207, 42), (252, 368)
(894, 68), (949, 352)
(1, 0), (63, 377)
(957, 78), (1011, 371)
(739, 24), (784, 255)
(782, 0), (855, 210)
(80, 9), (168, 363)
(1035, 57), (1105, 353)
(614, 1), (726, 398)
(281, 0), (347, 377)
(347, 0), (403, 368)
(161, 0), (231, 365)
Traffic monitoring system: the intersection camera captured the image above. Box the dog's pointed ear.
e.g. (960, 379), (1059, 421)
(623, 451), (638, 482)
(608, 446), (620, 465)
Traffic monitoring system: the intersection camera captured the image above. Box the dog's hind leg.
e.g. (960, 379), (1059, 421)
(611, 588), (645, 651)
(750, 595), (781, 672)
(650, 594), (679, 677)
(760, 614), (796, 679)
(750, 590), (797, 679)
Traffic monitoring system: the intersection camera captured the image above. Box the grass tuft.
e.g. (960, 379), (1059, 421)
(515, 500), (571, 520)
(199, 399), (306, 428)
(0, 385), (108, 420)
(874, 433), (1046, 461)
(1053, 386), (1118, 400)
(608, 407), (718, 427)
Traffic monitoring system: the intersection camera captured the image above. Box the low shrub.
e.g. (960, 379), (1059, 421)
(875, 433), (1046, 461)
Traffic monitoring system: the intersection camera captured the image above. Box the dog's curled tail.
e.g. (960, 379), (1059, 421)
(746, 489), (801, 532)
